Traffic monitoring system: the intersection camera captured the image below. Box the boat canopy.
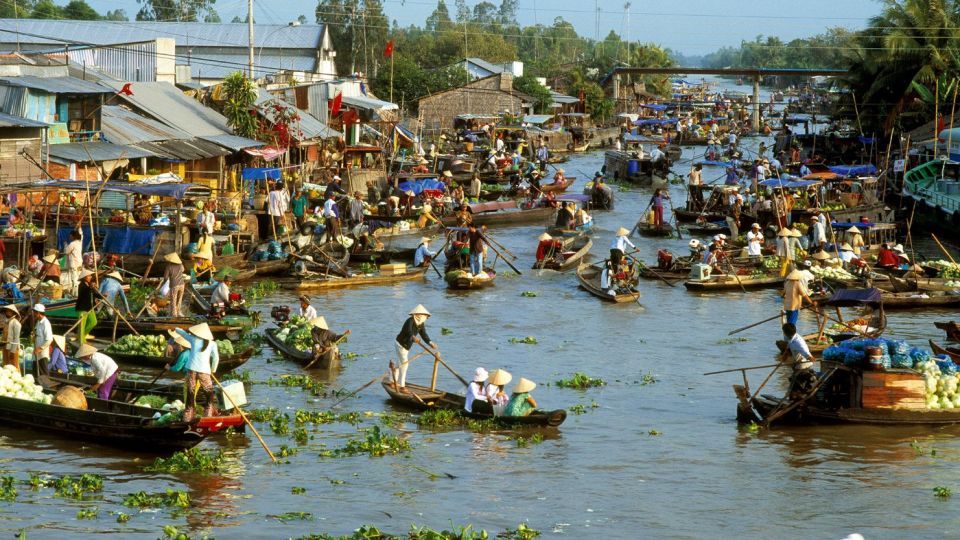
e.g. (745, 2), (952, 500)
(829, 164), (878, 176)
(640, 104), (668, 111)
(759, 177), (821, 189)
(826, 288), (882, 307)
(6, 179), (206, 200)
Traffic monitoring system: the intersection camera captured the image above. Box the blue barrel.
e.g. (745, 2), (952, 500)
(627, 159), (640, 176)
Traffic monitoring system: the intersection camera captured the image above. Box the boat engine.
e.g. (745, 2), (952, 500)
(208, 302), (226, 320)
(271, 305), (291, 323)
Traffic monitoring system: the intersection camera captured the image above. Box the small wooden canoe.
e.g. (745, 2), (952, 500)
(539, 177), (576, 193)
(277, 266), (428, 291)
(41, 372), (188, 403)
(886, 276), (959, 293)
(684, 273), (783, 291)
(545, 221), (593, 237)
(381, 381), (566, 427)
(935, 321), (960, 342)
(533, 235), (592, 272)
(881, 291), (960, 309)
(930, 340), (960, 362)
(636, 222), (674, 238)
(250, 257), (291, 276)
(45, 312), (245, 339)
(576, 262), (640, 303)
(101, 344), (254, 373)
(445, 268), (496, 290)
(264, 327), (338, 369)
(441, 201), (556, 229)
(684, 222), (730, 236)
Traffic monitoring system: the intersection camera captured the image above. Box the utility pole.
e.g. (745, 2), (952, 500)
(594, 0), (599, 42)
(247, 0), (254, 78)
(625, 2), (631, 63)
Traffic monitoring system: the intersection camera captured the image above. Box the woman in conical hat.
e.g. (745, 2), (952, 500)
(504, 378), (538, 417)
(173, 322), (220, 422)
(392, 305), (436, 392)
(163, 251), (186, 317)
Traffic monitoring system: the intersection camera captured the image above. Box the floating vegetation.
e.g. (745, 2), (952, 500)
(377, 412), (409, 429)
(0, 476), (16, 502)
(639, 372), (658, 386)
(295, 523), (541, 540)
(935, 486), (952, 499)
(270, 415), (290, 436)
(159, 525), (213, 540)
(272, 511), (313, 521)
(465, 417), (498, 433)
(293, 427), (310, 445)
(122, 489), (191, 509)
(416, 408), (462, 428)
(267, 375), (328, 396)
(441, 327), (453, 335)
(221, 369), (253, 383)
(556, 372), (606, 389)
(319, 426), (410, 458)
(278, 445), (299, 458)
(508, 336), (538, 345)
(514, 433), (544, 447)
(520, 291), (537, 297)
(248, 407), (282, 422)
(294, 409), (362, 426)
(76, 507), (98, 520)
(648, 429), (662, 436)
(717, 337), (751, 345)
(240, 280), (280, 302)
(343, 352), (360, 360)
(115, 512), (130, 524)
(741, 421), (761, 433)
(53, 474), (104, 499)
(291, 486), (307, 495)
(145, 448), (226, 473)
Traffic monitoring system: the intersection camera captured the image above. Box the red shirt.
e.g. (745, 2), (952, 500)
(877, 248), (899, 268)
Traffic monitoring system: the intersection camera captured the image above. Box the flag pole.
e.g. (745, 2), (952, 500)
(390, 51), (394, 103)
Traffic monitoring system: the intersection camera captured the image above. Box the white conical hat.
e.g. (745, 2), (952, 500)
(513, 377), (536, 393)
(167, 329), (191, 349)
(846, 225), (861, 235)
(107, 271), (123, 282)
(52, 335), (66, 351)
(76, 343), (97, 358)
(78, 269), (95, 280)
(310, 316), (329, 330)
(538, 233), (552, 241)
(777, 228), (790, 237)
(409, 304), (431, 316)
(187, 323), (214, 341)
(488, 368), (512, 386)
(785, 270), (803, 281)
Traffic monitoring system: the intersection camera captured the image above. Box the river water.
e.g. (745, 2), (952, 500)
(2, 87), (960, 540)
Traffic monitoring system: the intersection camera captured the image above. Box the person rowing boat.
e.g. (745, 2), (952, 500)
(309, 316), (349, 366)
(391, 304), (438, 393)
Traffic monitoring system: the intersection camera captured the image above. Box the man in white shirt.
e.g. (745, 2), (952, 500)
(32, 303), (52, 366)
(210, 273), (233, 306)
(494, 135), (505, 154)
(267, 182), (288, 238)
(649, 146), (665, 163)
(609, 226), (636, 273)
(62, 228), (83, 296)
(322, 192), (340, 243)
(76, 343), (119, 400)
(808, 215), (827, 252)
(197, 201), (216, 236)
(298, 295), (318, 320)
(746, 223), (764, 257)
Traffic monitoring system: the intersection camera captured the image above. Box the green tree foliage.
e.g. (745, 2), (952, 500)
(30, 0), (64, 19)
(316, 0), (390, 76)
(62, 0), (100, 19)
(372, 55), (470, 112)
(135, 0), (218, 22)
(513, 76), (552, 114)
(221, 72), (259, 140)
(425, 0), (452, 33)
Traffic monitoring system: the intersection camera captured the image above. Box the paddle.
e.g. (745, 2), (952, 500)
(932, 234), (957, 264)
(329, 351), (428, 409)
(210, 373), (277, 463)
(97, 294), (140, 335)
(668, 198), (683, 240)
(727, 304), (817, 336)
(304, 330), (352, 370)
(480, 233), (521, 275)
(418, 342), (469, 387)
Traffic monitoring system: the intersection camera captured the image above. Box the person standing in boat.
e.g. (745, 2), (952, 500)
(464, 367), (489, 413)
(746, 223), (764, 257)
(469, 175), (482, 203)
(75, 343), (119, 401)
(392, 304), (437, 393)
(32, 304), (52, 373)
(555, 201), (575, 229)
(99, 271), (131, 317)
(76, 270), (100, 345)
(163, 253), (185, 318)
(298, 295), (318, 320)
(414, 237), (436, 268)
(648, 189), (670, 228)
(781, 323), (816, 399)
(321, 191), (341, 244)
(1, 305), (19, 371)
(687, 165), (703, 207)
(536, 143), (549, 171)
(807, 215), (826, 253)
(174, 323), (220, 422)
(610, 227), (636, 273)
(62, 228), (83, 296)
(291, 188), (310, 230)
(782, 270), (815, 327)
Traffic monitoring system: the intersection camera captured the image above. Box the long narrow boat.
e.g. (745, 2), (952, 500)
(0, 392), (242, 451)
(684, 273), (783, 291)
(445, 267), (496, 290)
(40, 371), (188, 403)
(263, 327), (338, 369)
(276, 266), (428, 292)
(935, 321), (960, 342)
(381, 381), (566, 427)
(249, 257), (291, 277)
(43, 309), (245, 339)
(533, 235), (592, 272)
(545, 220), (593, 237)
(881, 291), (960, 309)
(441, 201), (556, 228)
(930, 340), (960, 362)
(636, 222), (674, 238)
(539, 177), (576, 194)
(884, 275), (959, 293)
(576, 263), (640, 303)
(98, 343), (255, 373)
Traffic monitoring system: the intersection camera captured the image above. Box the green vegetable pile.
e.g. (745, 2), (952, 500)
(106, 334), (167, 356)
(216, 339), (234, 356)
(276, 315), (314, 352)
(134, 395), (167, 409)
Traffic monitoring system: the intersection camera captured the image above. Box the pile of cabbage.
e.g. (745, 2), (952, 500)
(0, 365), (52, 404)
(916, 359), (960, 410)
(810, 265), (855, 281)
(927, 260), (960, 279)
(107, 334), (167, 357)
(275, 315), (313, 352)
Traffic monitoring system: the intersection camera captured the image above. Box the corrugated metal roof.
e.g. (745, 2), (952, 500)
(523, 114), (554, 125)
(102, 105), (192, 144)
(48, 141), (156, 162)
(254, 89), (339, 140)
(0, 20), (325, 49)
(0, 111), (47, 128)
(342, 94), (398, 112)
(187, 54), (316, 80)
(465, 58), (504, 76)
(133, 139), (229, 161)
(198, 134), (263, 152)
(0, 76), (110, 94)
(550, 90), (579, 105)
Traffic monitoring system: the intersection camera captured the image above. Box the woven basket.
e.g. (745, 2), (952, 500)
(53, 386), (88, 410)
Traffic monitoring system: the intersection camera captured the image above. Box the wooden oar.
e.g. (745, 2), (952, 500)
(330, 373), (388, 409)
(304, 330), (352, 370)
(418, 342), (468, 386)
(480, 233), (521, 275)
(932, 234), (957, 264)
(97, 295), (139, 335)
(141, 234), (165, 280)
(210, 373), (277, 463)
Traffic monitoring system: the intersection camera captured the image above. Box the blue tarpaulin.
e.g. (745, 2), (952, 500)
(57, 224), (161, 255)
(829, 164), (877, 176)
(640, 104), (668, 111)
(759, 177), (821, 189)
(826, 288), (882, 307)
(696, 160), (736, 167)
(398, 178), (446, 195)
(28, 180), (200, 200)
(831, 222), (877, 230)
(241, 167), (281, 181)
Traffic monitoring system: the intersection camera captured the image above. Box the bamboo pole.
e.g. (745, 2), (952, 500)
(210, 373), (277, 463)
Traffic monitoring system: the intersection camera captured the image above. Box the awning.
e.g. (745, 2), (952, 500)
(241, 167), (281, 181)
(640, 104), (668, 111)
(826, 288), (882, 307)
(10, 179), (206, 200)
(398, 178), (446, 195)
(48, 142), (156, 163)
(523, 115), (554, 125)
(829, 164), (878, 176)
(200, 134), (265, 152)
(243, 146), (285, 161)
(759, 177), (821, 189)
(342, 95), (398, 112)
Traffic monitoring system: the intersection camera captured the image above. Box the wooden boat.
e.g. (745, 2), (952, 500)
(545, 221), (593, 237)
(445, 267), (496, 290)
(884, 275), (959, 293)
(381, 381), (566, 427)
(249, 257), (290, 276)
(576, 262), (640, 303)
(98, 343), (255, 373)
(935, 321), (960, 342)
(881, 290), (960, 309)
(684, 221), (730, 236)
(348, 248), (417, 265)
(43, 306), (245, 339)
(930, 340), (960, 362)
(539, 177), (576, 194)
(277, 266), (428, 292)
(684, 273), (783, 291)
(0, 392), (242, 451)
(636, 222), (674, 238)
(40, 371), (189, 404)
(533, 235), (592, 272)
(263, 327), (338, 369)
(441, 201), (555, 228)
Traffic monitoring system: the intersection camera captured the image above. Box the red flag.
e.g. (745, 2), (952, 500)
(342, 109), (359, 127)
(118, 83), (134, 96)
(384, 40), (394, 58)
(330, 92), (343, 116)
(938, 114), (947, 138)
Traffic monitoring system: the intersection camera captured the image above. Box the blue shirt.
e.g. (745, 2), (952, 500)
(174, 328), (219, 374)
(169, 350), (190, 373)
(414, 244), (435, 266)
(48, 347), (67, 374)
(99, 277), (130, 313)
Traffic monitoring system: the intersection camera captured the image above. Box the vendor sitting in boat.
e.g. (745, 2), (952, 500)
(464, 367), (489, 413)
(454, 206), (473, 227)
(192, 252), (215, 284)
(552, 168), (566, 185)
(417, 204), (440, 229)
(505, 377), (538, 417)
(876, 243), (899, 269)
(76, 343), (119, 401)
(298, 295), (318, 320)
(535, 233), (562, 265)
(310, 316), (349, 366)
(209, 271), (234, 308)
(486, 369), (511, 414)
(555, 201), (575, 229)
(414, 237), (436, 268)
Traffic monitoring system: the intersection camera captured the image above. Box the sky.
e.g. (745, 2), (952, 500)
(83, 0), (884, 56)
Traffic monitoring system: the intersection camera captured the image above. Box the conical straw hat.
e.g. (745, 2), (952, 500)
(538, 233), (552, 241)
(409, 304), (430, 316)
(488, 368), (512, 386)
(310, 316), (329, 330)
(76, 343), (97, 358)
(187, 323), (214, 341)
(164, 253), (182, 264)
(785, 270), (803, 281)
(513, 377), (536, 393)
(616, 227), (629, 236)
